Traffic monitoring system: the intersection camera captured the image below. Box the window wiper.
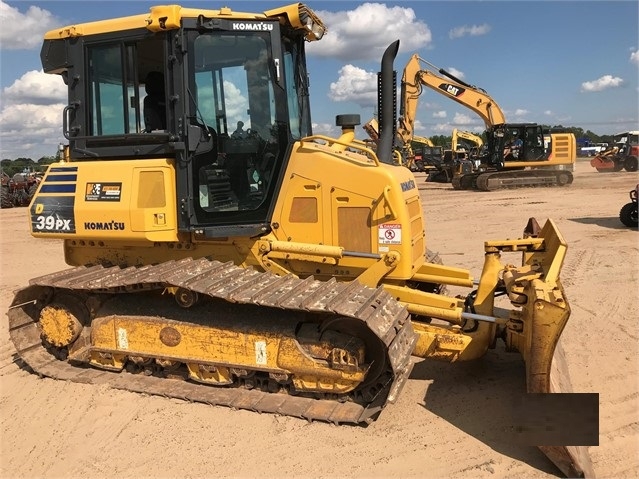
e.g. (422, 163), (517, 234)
(187, 87), (212, 140)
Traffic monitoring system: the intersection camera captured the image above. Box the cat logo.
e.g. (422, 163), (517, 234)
(439, 83), (465, 98)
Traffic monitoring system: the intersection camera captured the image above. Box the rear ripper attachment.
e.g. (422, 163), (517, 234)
(8, 259), (416, 424)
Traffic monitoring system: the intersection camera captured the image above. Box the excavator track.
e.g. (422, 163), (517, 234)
(453, 169), (573, 191)
(8, 258), (416, 425)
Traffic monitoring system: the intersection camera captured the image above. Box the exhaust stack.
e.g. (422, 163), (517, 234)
(377, 40), (400, 164)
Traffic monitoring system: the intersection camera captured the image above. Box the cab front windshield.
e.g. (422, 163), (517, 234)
(189, 31), (307, 219)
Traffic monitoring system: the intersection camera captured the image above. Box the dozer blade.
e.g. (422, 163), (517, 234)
(505, 219), (596, 478)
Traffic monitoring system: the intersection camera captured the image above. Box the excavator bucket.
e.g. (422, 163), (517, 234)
(501, 219), (596, 478)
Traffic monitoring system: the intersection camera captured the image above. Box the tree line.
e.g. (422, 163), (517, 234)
(0, 125), (625, 175)
(1, 156), (58, 177)
(427, 125), (619, 147)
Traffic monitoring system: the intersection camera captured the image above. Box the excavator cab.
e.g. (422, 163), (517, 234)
(487, 124), (547, 167)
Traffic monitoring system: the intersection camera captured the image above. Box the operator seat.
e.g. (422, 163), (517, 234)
(143, 71), (166, 132)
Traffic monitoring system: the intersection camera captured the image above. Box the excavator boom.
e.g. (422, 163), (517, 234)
(400, 53), (507, 134)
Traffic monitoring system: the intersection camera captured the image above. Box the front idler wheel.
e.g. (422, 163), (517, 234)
(38, 292), (89, 349)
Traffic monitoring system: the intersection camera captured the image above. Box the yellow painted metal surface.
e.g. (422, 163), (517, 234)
(412, 322), (471, 361)
(269, 138), (424, 280)
(44, 3), (325, 40)
(89, 315), (367, 394)
(32, 159), (178, 242)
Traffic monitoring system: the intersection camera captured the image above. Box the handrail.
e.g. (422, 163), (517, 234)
(300, 135), (381, 166)
(382, 185), (398, 220)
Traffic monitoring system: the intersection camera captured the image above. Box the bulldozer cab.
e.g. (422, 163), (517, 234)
(187, 31), (304, 234)
(42, 6), (315, 238)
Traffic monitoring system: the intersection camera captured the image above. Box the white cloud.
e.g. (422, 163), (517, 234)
(432, 123), (452, 133)
(630, 50), (639, 64)
(0, 1), (60, 50)
(544, 110), (553, 116)
(446, 67), (464, 80)
(4, 70), (67, 105)
(308, 3), (432, 61)
(1, 70), (67, 159)
(328, 64), (377, 107)
(514, 109), (529, 116)
(313, 122), (339, 137)
(432, 110), (447, 118)
(221, 81), (249, 122)
(581, 75), (624, 92)
(413, 118), (427, 133)
(449, 24), (491, 39)
(452, 112), (478, 126)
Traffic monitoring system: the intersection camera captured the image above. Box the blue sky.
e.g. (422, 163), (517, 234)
(1, 0), (638, 160)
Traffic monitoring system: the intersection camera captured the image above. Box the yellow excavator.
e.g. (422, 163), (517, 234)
(363, 117), (442, 174)
(427, 129), (485, 183)
(362, 117), (432, 171)
(451, 128), (483, 160)
(400, 54), (576, 190)
(9, 4), (594, 477)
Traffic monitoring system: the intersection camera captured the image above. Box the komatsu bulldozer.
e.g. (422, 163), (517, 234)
(8, 4), (594, 477)
(400, 55), (577, 191)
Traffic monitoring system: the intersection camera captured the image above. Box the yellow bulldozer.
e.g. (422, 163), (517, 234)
(9, 4), (594, 477)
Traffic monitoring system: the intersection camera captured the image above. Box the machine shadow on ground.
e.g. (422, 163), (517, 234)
(410, 346), (564, 477)
(569, 216), (635, 230)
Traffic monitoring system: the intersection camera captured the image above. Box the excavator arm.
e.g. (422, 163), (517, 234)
(400, 53), (507, 134)
(451, 128), (483, 152)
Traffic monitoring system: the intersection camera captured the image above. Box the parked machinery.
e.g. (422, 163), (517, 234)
(8, 4), (593, 477)
(590, 131), (639, 173)
(620, 184), (638, 228)
(451, 128), (483, 163)
(399, 55), (576, 190)
(1, 171), (40, 208)
(426, 129), (485, 183)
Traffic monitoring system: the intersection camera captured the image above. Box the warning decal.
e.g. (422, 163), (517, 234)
(85, 182), (122, 202)
(379, 223), (402, 245)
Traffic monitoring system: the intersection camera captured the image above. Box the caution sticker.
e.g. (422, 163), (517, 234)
(255, 340), (267, 365)
(379, 223), (402, 245)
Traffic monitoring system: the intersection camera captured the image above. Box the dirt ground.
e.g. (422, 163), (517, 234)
(1, 159), (637, 479)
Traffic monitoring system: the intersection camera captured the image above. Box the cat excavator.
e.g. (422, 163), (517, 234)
(400, 54), (576, 190)
(9, 4), (594, 477)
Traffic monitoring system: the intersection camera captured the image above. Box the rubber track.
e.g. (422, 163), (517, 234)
(8, 258), (417, 425)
